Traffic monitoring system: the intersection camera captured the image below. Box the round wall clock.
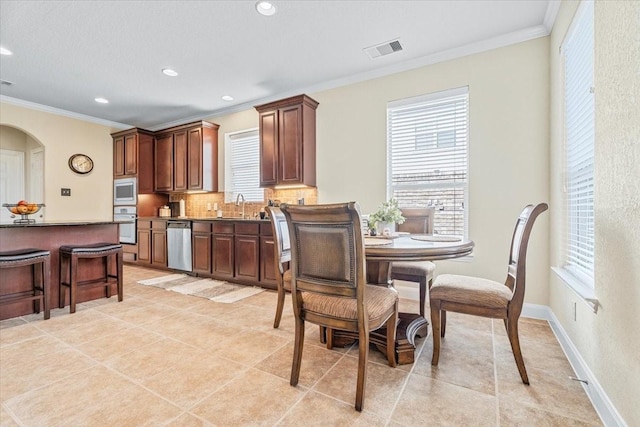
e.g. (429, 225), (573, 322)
(68, 153), (94, 174)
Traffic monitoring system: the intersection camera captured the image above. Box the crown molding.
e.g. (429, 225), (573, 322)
(544, 0), (562, 33)
(0, 95), (132, 130)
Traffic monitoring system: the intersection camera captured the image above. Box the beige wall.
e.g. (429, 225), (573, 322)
(210, 38), (551, 305)
(0, 103), (116, 221)
(549, 1), (640, 425)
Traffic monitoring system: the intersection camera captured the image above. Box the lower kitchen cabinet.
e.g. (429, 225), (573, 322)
(192, 222), (212, 274)
(235, 222), (260, 283)
(137, 219), (167, 268)
(212, 222), (234, 279)
(259, 223), (277, 289)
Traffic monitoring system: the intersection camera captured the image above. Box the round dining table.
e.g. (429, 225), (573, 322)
(330, 234), (475, 365)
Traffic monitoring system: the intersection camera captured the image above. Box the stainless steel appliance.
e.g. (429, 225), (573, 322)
(113, 177), (137, 205)
(167, 220), (192, 271)
(114, 206), (137, 244)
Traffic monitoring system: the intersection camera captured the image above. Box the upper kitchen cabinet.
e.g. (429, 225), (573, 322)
(154, 121), (219, 193)
(255, 94), (319, 187)
(111, 128), (156, 193)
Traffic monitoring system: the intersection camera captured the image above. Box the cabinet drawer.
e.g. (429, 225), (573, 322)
(213, 222), (234, 234)
(192, 222), (212, 233)
(152, 220), (167, 230)
(236, 222), (259, 235)
(138, 219), (151, 230)
(260, 222), (273, 236)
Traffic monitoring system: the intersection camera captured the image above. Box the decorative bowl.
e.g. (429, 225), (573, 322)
(2, 202), (45, 224)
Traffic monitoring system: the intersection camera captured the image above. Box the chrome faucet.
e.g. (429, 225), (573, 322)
(235, 193), (246, 219)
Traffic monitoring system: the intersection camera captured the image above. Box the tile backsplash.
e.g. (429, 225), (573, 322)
(170, 188), (318, 218)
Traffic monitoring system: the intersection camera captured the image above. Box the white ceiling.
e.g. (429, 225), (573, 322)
(0, 0), (557, 131)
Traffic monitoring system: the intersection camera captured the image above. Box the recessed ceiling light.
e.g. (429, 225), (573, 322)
(94, 97), (109, 104)
(162, 68), (178, 77)
(0, 47), (13, 56)
(255, 1), (276, 16)
(221, 95), (234, 102)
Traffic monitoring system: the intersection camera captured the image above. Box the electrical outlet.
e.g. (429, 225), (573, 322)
(61, 188), (71, 196)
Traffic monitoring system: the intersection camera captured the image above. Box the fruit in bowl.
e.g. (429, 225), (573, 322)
(17, 204), (30, 214)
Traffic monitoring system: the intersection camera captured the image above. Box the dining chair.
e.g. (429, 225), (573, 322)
(281, 202), (399, 411)
(266, 206), (292, 328)
(391, 207), (436, 317)
(429, 203), (548, 384)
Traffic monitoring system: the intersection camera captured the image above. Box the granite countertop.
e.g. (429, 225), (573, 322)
(138, 216), (270, 222)
(0, 220), (130, 228)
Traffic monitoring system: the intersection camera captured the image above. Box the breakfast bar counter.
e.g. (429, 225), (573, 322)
(0, 221), (122, 320)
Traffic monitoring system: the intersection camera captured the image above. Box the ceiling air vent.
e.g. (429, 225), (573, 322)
(363, 39), (403, 59)
(0, 80), (14, 86)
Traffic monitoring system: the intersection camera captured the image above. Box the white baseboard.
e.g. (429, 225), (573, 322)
(520, 304), (627, 427)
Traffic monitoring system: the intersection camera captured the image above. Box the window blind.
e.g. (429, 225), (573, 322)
(563, 1), (594, 286)
(224, 129), (264, 203)
(387, 87), (469, 236)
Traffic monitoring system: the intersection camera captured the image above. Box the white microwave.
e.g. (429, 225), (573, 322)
(114, 177), (137, 205)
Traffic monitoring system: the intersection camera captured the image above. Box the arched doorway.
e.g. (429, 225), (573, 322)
(0, 125), (45, 223)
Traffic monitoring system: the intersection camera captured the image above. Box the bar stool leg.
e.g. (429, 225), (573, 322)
(70, 255), (78, 313)
(32, 263), (41, 315)
(105, 253), (112, 298)
(117, 250), (123, 302)
(59, 252), (67, 309)
(43, 257), (50, 319)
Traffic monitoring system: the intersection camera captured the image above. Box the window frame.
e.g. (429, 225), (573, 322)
(386, 86), (470, 238)
(224, 128), (264, 203)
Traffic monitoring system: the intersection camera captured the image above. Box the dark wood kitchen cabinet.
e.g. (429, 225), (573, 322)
(234, 222), (260, 283)
(212, 222), (234, 279)
(137, 219), (167, 268)
(255, 94), (318, 187)
(259, 222), (277, 289)
(112, 128), (156, 193)
(154, 121), (219, 193)
(192, 221), (212, 274)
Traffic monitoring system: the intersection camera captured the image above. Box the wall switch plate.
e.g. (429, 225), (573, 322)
(61, 188), (71, 196)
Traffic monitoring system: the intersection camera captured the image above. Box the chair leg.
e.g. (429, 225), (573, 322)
(506, 317), (529, 385)
(32, 264), (40, 314)
(430, 304), (441, 365)
(42, 257), (50, 320)
(386, 304), (398, 368)
(59, 254), (67, 309)
(105, 253), (112, 298)
(355, 327), (369, 412)
(69, 255), (78, 313)
(273, 279), (285, 328)
(441, 310), (447, 337)
(320, 326), (327, 344)
(419, 276), (427, 318)
(290, 316), (305, 387)
(116, 250), (123, 302)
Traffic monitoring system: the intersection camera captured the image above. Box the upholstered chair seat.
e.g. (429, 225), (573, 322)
(391, 260), (435, 278)
(429, 274), (513, 309)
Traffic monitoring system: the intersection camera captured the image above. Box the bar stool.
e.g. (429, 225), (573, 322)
(59, 243), (123, 313)
(0, 248), (51, 320)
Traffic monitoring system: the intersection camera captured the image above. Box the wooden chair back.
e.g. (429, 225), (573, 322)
(266, 206), (291, 276)
(281, 202), (366, 301)
(505, 202), (549, 317)
(398, 207), (435, 234)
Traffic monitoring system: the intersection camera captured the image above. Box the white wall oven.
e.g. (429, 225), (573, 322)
(114, 206), (137, 244)
(114, 177), (137, 205)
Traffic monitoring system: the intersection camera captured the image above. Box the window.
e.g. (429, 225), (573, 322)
(563, 1), (594, 287)
(387, 87), (469, 236)
(224, 129), (264, 202)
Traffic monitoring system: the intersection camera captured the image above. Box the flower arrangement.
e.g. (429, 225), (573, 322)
(369, 198), (405, 227)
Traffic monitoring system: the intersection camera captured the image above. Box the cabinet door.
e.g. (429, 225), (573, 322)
(213, 235), (234, 278)
(259, 110), (278, 186)
(260, 236), (277, 288)
(192, 232), (212, 274)
(114, 136), (125, 177)
(187, 127), (203, 190)
(235, 235), (259, 281)
(155, 134), (174, 192)
(124, 133), (138, 176)
(173, 130), (188, 191)
(152, 230), (167, 267)
(137, 228), (151, 264)
(279, 104), (303, 184)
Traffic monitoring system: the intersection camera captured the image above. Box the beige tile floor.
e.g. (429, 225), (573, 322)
(1, 265), (602, 426)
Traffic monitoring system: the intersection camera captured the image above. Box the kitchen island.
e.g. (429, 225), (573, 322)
(0, 221), (124, 320)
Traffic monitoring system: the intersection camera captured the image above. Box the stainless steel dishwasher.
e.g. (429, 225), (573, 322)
(167, 220), (192, 271)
